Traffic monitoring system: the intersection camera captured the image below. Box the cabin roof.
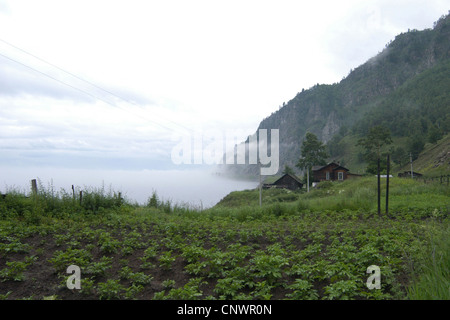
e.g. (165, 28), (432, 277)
(332, 165), (349, 172)
(273, 173), (303, 185)
(312, 162), (349, 172)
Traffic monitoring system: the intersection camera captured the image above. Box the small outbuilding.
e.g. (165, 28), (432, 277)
(263, 173), (303, 190)
(398, 171), (423, 178)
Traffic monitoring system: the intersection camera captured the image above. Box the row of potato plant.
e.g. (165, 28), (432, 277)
(0, 180), (447, 300)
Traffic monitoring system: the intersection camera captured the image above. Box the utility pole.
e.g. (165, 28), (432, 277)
(259, 160), (262, 207)
(377, 158), (381, 215)
(386, 154), (390, 215)
(307, 168), (310, 193)
(410, 153), (414, 178)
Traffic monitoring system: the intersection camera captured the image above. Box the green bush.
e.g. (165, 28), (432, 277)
(97, 279), (125, 300)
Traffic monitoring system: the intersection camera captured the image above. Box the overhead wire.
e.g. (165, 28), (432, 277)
(0, 38), (197, 136)
(0, 38), (132, 104)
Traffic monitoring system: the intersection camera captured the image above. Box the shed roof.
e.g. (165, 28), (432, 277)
(312, 162), (349, 172)
(273, 173), (303, 185)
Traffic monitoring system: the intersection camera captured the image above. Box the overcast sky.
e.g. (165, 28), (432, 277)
(0, 0), (448, 175)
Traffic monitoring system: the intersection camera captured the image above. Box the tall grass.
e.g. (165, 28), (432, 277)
(295, 176), (450, 214)
(298, 186), (376, 212)
(213, 176), (449, 217)
(0, 179), (127, 223)
(407, 226), (450, 300)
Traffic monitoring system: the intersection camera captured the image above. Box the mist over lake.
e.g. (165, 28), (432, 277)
(0, 166), (258, 208)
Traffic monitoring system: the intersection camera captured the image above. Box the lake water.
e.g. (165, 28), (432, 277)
(0, 166), (258, 208)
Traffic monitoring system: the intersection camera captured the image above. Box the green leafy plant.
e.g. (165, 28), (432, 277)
(158, 251), (176, 270)
(80, 277), (96, 296)
(250, 280), (274, 300)
(153, 278), (206, 300)
(214, 277), (245, 299)
(0, 255), (36, 282)
(124, 284), (144, 300)
(324, 280), (359, 300)
(97, 279), (125, 300)
(140, 245), (158, 269)
(86, 256), (112, 278)
(285, 279), (318, 300)
(1, 261), (28, 282)
(162, 279), (176, 289)
(98, 233), (120, 254)
(48, 248), (92, 273)
(120, 266), (152, 286)
(250, 251), (289, 285)
(0, 238), (31, 255)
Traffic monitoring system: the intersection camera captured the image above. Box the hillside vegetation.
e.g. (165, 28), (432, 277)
(224, 13), (450, 177)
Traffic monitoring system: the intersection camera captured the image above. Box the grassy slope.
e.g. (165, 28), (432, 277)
(326, 133), (450, 179)
(215, 175), (449, 213)
(400, 133), (450, 176)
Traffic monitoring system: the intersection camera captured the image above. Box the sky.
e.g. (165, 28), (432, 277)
(0, 0), (448, 201)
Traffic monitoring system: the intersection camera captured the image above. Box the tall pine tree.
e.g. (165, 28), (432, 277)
(296, 132), (328, 192)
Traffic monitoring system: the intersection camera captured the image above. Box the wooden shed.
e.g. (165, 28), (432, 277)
(263, 173), (303, 190)
(398, 171), (423, 178)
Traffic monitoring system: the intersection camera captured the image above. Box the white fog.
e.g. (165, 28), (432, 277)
(0, 166), (258, 208)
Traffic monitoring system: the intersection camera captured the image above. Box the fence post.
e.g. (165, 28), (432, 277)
(31, 179), (37, 195)
(386, 154), (390, 215)
(79, 191), (83, 206)
(377, 158), (380, 215)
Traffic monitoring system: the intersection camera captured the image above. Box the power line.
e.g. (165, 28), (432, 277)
(0, 52), (101, 102)
(0, 51), (178, 135)
(0, 38), (196, 135)
(0, 38), (129, 104)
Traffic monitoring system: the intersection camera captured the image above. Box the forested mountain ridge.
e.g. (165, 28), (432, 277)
(223, 13), (450, 177)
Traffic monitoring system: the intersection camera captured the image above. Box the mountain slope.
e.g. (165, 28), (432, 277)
(223, 13), (450, 177)
(400, 133), (450, 175)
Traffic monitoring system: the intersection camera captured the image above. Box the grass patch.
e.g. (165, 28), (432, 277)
(407, 226), (450, 300)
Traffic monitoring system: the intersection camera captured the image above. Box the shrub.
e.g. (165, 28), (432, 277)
(97, 279), (125, 300)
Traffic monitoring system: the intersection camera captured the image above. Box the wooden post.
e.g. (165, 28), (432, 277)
(377, 158), (380, 215)
(259, 161), (262, 207)
(72, 185), (75, 200)
(386, 154), (390, 215)
(79, 191), (83, 206)
(410, 153), (413, 179)
(31, 179), (37, 194)
(307, 169), (310, 193)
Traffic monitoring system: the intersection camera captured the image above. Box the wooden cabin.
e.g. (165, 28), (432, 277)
(312, 162), (350, 182)
(263, 173), (303, 190)
(398, 171), (423, 178)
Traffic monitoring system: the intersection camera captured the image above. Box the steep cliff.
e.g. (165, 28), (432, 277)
(223, 13), (450, 177)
